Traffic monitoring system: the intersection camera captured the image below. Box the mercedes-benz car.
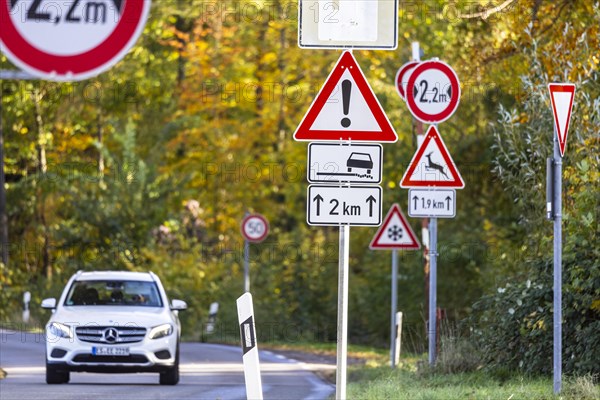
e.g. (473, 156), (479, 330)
(41, 271), (187, 385)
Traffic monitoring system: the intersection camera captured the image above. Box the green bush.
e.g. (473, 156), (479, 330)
(470, 250), (599, 376)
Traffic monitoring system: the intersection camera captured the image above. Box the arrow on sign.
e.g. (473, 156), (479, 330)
(408, 189), (456, 218)
(366, 195), (377, 217)
(307, 185), (382, 226)
(313, 194), (324, 216)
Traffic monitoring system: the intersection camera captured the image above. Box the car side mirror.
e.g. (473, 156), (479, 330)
(41, 298), (56, 310)
(170, 299), (187, 311)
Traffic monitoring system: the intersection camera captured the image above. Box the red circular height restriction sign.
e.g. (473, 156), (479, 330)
(241, 214), (269, 243)
(395, 60), (419, 100)
(405, 60), (461, 124)
(0, 0), (151, 81)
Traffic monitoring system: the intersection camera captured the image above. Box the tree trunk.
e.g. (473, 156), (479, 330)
(97, 112), (104, 177)
(0, 88), (8, 267)
(33, 88), (51, 281)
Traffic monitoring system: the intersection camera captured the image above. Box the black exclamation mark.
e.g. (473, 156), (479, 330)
(341, 79), (351, 128)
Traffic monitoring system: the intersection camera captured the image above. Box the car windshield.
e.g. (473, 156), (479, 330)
(64, 280), (163, 307)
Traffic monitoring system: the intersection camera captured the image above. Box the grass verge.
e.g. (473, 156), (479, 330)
(347, 359), (599, 400)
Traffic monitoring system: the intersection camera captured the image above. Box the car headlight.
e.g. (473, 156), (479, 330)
(47, 322), (73, 339)
(149, 323), (173, 340)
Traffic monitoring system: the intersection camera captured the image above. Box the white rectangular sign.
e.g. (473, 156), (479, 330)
(236, 293), (263, 400)
(408, 189), (456, 218)
(308, 143), (382, 184)
(298, 0), (398, 50)
(307, 185), (382, 226)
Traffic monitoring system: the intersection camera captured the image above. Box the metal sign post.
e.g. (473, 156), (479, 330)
(390, 249), (398, 368)
(369, 204), (420, 368)
(428, 218), (438, 366)
(243, 239), (250, 293)
(547, 82), (575, 394)
(552, 130), (562, 394)
(336, 225), (350, 400)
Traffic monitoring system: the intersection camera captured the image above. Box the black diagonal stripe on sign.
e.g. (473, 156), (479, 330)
(240, 316), (255, 356)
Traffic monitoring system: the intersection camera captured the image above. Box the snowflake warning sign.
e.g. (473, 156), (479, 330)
(369, 203), (420, 250)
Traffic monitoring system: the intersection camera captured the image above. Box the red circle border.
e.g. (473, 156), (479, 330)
(405, 60), (461, 124)
(241, 214), (269, 243)
(0, 0), (149, 80)
(395, 60), (419, 100)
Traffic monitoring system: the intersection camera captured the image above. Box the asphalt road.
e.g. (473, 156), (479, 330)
(0, 330), (334, 400)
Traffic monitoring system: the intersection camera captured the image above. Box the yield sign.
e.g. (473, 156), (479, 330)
(548, 83), (576, 157)
(400, 125), (464, 189)
(370, 204), (420, 250)
(294, 51), (397, 142)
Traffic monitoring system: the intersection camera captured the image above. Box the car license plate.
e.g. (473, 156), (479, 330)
(92, 346), (130, 356)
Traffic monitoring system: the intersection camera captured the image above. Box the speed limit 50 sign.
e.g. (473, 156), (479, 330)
(0, 0), (151, 81)
(241, 214), (269, 243)
(405, 60), (461, 124)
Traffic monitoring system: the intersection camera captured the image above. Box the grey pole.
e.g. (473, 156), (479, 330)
(428, 217), (438, 366)
(243, 239), (250, 293)
(336, 225), (350, 400)
(390, 249), (398, 368)
(0, 70), (37, 80)
(553, 130), (562, 394)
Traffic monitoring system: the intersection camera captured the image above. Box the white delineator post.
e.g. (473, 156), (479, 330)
(394, 311), (403, 366)
(237, 293), (263, 400)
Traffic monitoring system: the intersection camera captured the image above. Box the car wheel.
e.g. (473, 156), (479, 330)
(159, 344), (179, 385)
(46, 360), (69, 384)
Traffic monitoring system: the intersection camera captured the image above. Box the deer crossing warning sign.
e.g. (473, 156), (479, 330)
(400, 125), (464, 189)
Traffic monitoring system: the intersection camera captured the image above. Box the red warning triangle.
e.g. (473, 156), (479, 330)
(370, 204), (420, 250)
(399, 125), (464, 189)
(294, 51), (397, 143)
(548, 83), (575, 157)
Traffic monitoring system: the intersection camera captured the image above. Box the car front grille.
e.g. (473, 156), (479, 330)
(72, 354), (149, 364)
(75, 326), (147, 344)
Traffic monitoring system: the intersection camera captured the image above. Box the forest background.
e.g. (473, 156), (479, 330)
(1, 0), (598, 376)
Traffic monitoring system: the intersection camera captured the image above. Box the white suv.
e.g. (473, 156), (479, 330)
(41, 271), (187, 385)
